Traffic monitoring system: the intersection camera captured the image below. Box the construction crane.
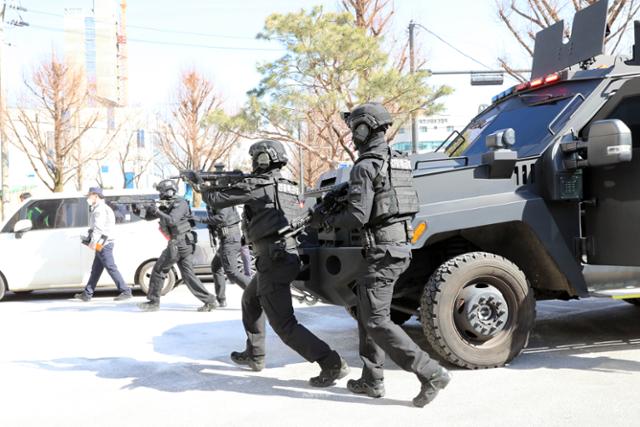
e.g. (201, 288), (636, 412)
(117, 0), (128, 106)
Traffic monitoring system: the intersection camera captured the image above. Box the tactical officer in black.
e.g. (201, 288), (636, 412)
(136, 179), (218, 312)
(199, 202), (251, 307)
(314, 103), (450, 407)
(194, 140), (348, 387)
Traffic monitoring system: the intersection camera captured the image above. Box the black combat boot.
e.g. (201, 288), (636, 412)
(309, 351), (349, 388)
(230, 350), (265, 372)
(217, 298), (227, 308)
(197, 301), (218, 312)
(413, 367), (451, 408)
(347, 377), (385, 398)
(137, 301), (160, 312)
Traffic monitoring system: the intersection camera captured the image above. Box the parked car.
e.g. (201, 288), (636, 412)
(0, 190), (214, 301)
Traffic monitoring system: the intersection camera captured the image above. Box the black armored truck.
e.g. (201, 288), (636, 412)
(293, 0), (640, 369)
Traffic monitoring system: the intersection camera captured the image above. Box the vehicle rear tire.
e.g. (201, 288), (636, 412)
(0, 273), (6, 301)
(136, 260), (177, 296)
(421, 252), (536, 369)
(237, 251), (256, 277)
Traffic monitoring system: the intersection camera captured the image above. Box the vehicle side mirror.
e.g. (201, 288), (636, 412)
(14, 219), (33, 238)
(482, 128), (518, 179)
(586, 119), (632, 167)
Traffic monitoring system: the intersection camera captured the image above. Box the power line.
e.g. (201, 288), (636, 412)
(26, 7), (259, 41)
(27, 24), (284, 52)
(414, 23), (493, 71)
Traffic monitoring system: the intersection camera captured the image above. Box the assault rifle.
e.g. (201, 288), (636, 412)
(277, 182), (350, 238)
(107, 196), (170, 218)
(175, 169), (255, 192)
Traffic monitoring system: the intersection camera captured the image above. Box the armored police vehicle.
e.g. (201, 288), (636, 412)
(293, 0), (640, 369)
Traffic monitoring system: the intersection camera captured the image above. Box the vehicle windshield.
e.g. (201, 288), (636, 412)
(445, 79), (601, 163)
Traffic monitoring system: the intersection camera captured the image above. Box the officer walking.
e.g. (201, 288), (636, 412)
(199, 183), (252, 306)
(313, 103), (450, 407)
(189, 140), (349, 387)
(136, 180), (218, 312)
(75, 187), (132, 302)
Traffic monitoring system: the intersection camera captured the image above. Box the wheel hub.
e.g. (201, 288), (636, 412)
(455, 283), (509, 341)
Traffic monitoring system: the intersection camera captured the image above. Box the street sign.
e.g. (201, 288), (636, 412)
(470, 72), (504, 86)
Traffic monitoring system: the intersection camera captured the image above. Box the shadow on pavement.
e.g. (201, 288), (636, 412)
(19, 357), (413, 407)
(3, 289), (146, 302)
(507, 302), (640, 372)
(152, 306), (362, 370)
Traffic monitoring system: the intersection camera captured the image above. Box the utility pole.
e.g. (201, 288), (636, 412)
(297, 121), (304, 196)
(0, 2), (7, 220)
(408, 20), (418, 154)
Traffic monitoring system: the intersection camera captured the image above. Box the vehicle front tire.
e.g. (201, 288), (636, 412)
(421, 252), (536, 369)
(135, 260), (177, 296)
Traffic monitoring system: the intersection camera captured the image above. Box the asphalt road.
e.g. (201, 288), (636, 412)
(1, 285), (639, 427)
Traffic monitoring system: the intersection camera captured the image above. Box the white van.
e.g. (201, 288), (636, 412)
(0, 190), (214, 301)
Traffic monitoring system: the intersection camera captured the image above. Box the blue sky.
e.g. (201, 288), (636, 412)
(3, 0), (536, 123)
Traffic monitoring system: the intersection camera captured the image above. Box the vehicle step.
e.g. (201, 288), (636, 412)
(589, 287), (640, 299)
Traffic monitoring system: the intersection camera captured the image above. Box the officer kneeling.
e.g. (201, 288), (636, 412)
(193, 140), (349, 387)
(311, 103), (450, 407)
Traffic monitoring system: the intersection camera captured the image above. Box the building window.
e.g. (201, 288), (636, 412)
(398, 128), (406, 134)
(419, 126), (428, 133)
(107, 107), (115, 131)
(446, 126), (454, 132)
(136, 129), (145, 148)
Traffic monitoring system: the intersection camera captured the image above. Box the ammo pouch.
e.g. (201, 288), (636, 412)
(369, 221), (410, 245)
(268, 240), (287, 261)
(268, 237), (296, 261)
(185, 231), (198, 245)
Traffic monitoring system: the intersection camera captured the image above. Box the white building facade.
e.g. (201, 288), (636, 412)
(391, 114), (468, 153)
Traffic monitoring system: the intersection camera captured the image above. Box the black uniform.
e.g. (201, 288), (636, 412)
(204, 170), (339, 368)
(142, 197), (216, 306)
(325, 134), (440, 385)
(202, 205), (251, 302)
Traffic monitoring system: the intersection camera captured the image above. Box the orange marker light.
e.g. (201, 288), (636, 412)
(530, 78), (544, 88)
(544, 73), (560, 84)
(411, 221), (427, 245)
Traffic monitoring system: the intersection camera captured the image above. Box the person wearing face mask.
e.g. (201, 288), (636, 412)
(184, 140), (349, 388)
(75, 187), (132, 302)
(310, 103), (450, 407)
(136, 179), (218, 312)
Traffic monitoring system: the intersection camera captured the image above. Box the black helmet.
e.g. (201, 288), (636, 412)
(342, 102), (393, 148)
(156, 179), (178, 199)
(249, 139), (288, 172)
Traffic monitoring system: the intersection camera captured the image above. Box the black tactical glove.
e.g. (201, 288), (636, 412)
(146, 203), (159, 215)
(181, 170), (203, 186)
(308, 207), (326, 230)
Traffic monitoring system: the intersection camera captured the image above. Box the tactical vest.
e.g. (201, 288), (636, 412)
(357, 148), (419, 227)
(243, 176), (304, 243)
(159, 198), (194, 239)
